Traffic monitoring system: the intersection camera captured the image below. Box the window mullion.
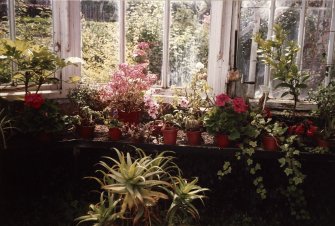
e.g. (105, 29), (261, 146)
(263, 0), (276, 88)
(161, 0), (170, 88)
(120, 0), (126, 63)
(7, 0), (15, 40)
(326, 0), (335, 85)
(296, 0), (307, 70)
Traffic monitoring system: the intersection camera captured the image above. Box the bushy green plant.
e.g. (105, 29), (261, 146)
(309, 81), (335, 139)
(204, 93), (249, 141)
(255, 24), (310, 113)
(76, 148), (208, 226)
(0, 39), (75, 93)
(68, 84), (105, 111)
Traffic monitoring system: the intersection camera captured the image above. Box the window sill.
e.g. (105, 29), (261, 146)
(0, 90), (62, 100)
(249, 98), (317, 111)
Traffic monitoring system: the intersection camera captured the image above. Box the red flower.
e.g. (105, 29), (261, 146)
(25, 93), (45, 109)
(232, 97), (248, 113)
(215, 93), (231, 107)
(294, 124), (305, 135)
(306, 125), (318, 137)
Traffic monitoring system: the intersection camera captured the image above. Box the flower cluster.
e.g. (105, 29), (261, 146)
(100, 63), (157, 112)
(215, 93), (248, 113)
(133, 41), (150, 64)
(288, 120), (318, 137)
(204, 93), (249, 140)
(24, 93), (45, 109)
(144, 93), (159, 119)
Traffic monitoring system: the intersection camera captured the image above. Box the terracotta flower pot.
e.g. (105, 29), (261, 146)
(262, 135), (279, 151)
(186, 131), (202, 145)
(161, 128), (178, 145)
(77, 125), (95, 139)
(118, 111), (141, 124)
(108, 128), (122, 141)
(317, 137), (330, 148)
(215, 134), (230, 148)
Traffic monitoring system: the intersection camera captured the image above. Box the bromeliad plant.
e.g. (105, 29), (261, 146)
(76, 148), (208, 226)
(204, 93), (249, 141)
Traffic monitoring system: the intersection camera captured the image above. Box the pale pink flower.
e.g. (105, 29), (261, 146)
(180, 97), (189, 108)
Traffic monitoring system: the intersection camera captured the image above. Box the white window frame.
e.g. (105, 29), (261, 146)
(243, 0), (335, 100)
(0, 0), (81, 99)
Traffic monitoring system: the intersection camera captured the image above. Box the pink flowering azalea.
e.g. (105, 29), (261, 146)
(232, 97), (248, 113)
(144, 93), (159, 119)
(100, 63), (157, 112)
(215, 93), (231, 107)
(25, 93), (45, 109)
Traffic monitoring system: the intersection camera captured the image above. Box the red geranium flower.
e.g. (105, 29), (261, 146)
(306, 125), (318, 137)
(232, 97), (248, 113)
(294, 124), (305, 135)
(25, 93), (45, 109)
(215, 93), (231, 107)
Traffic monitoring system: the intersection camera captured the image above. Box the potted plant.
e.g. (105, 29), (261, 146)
(204, 93), (249, 148)
(99, 62), (157, 124)
(161, 110), (183, 145)
(0, 39), (78, 94)
(255, 24), (310, 114)
(75, 148), (208, 226)
(17, 93), (65, 143)
(123, 122), (154, 143)
(105, 117), (123, 141)
(69, 106), (102, 139)
(183, 115), (203, 145)
(251, 113), (287, 151)
(309, 81), (335, 147)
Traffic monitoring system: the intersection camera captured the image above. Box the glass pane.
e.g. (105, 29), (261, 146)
(238, 2), (269, 97)
(81, 0), (120, 83)
(276, 0), (302, 7)
(241, 0), (270, 8)
(308, 0), (333, 8)
(302, 6), (332, 93)
(126, 0), (163, 85)
(0, 0), (8, 38)
(15, 0), (53, 47)
(169, 0), (210, 87)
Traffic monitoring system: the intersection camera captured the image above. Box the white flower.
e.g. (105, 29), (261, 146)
(195, 62), (204, 70)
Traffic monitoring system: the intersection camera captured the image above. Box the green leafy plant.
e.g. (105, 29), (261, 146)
(204, 93), (249, 141)
(309, 81), (335, 139)
(255, 24), (310, 113)
(0, 39), (75, 94)
(76, 148), (208, 226)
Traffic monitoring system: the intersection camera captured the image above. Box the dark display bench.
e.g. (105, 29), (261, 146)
(1, 140), (335, 226)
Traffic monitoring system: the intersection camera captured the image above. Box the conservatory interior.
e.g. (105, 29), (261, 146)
(0, 0), (335, 225)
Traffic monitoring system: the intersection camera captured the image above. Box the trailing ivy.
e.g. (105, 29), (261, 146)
(278, 135), (310, 220)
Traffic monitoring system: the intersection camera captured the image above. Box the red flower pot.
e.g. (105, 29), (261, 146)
(77, 125), (95, 139)
(108, 128), (122, 141)
(161, 128), (178, 145)
(317, 137), (330, 148)
(262, 135), (279, 151)
(215, 134), (230, 148)
(118, 111), (141, 124)
(186, 131), (202, 145)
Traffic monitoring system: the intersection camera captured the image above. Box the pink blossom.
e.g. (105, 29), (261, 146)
(133, 49), (147, 58)
(180, 97), (189, 108)
(232, 97), (248, 113)
(215, 93), (231, 107)
(137, 42), (150, 50)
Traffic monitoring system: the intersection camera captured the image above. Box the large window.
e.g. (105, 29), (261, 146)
(0, 0), (53, 85)
(239, 0), (335, 99)
(81, 0), (211, 88)
(81, 0), (120, 83)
